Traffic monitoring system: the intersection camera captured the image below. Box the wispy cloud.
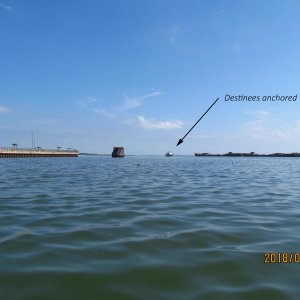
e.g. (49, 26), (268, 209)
(122, 97), (142, 110)
(121, 91), (162, 110)
(218, 9), (226, 16)
(93, 108), (116, 118)
(167, 25), (183, 47)
(0, 105), (10, 113)
(233, 41), (241, 51)
(78, 97), (116, 118)
(78, 97), (99, 108)
(225, 134), (241, 139)
(137, 115), (183, 129)
(191, 134), (217, 139)
(0, 2), (12, 11)
(241, 110), (300, 143)
(242, 110), (271, 139)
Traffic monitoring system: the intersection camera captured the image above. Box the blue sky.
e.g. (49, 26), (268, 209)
(1, 0), (300, 154)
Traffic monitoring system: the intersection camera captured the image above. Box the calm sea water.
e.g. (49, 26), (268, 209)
(1, 156), (300, 299)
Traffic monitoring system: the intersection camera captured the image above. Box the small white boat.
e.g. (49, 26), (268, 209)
(165, 151), (173, 157)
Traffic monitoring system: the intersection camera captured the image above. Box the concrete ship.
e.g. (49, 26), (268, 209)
(0, 147), (79, 158)
(112, 147), (125, 157)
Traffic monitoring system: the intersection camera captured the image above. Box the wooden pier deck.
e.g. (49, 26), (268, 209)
(0, 148), (79, 158)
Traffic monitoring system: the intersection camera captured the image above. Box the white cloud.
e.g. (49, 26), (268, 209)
(0, 2), (12, 11)
(137, 116), (183, 129)
(0, 106), (10, 113)
(121, 91), (162, 110)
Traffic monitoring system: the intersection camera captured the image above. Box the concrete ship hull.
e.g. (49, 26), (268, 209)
(112, 147), (125, 157)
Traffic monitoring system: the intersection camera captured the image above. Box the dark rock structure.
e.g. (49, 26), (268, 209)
(112, 147), (125, 157)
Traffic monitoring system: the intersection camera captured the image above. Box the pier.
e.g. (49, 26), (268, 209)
(0, 147), (79, 158)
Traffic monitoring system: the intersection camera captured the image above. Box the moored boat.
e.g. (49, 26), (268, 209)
(165, 151), (173, 157)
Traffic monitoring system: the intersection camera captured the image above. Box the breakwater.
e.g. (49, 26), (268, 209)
(195, 152), (300, 157)
(0, 148), (79, 158)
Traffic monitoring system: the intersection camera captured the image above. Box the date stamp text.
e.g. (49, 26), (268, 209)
(264, 253), (300, 263)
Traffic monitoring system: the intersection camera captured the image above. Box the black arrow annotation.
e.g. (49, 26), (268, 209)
(176, 97), (219, 146)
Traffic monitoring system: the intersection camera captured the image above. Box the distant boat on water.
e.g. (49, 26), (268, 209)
(165, 151), (173, 157)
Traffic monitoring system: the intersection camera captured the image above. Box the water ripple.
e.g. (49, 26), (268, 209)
(1, 156), (300, 299)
